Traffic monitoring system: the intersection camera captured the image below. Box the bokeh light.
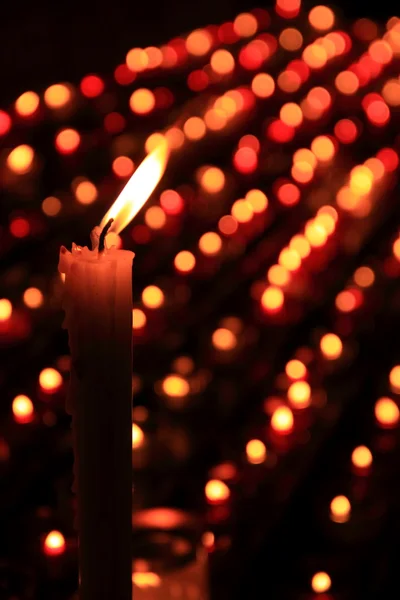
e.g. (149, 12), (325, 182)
(351, 445), (373, 469)
(12, 395), (34, 424)
(330, 495), (351, 523)
(129, 89), (155, 114)
(271, 406), (294, 434)
(311, 572), (332, 593)
(142, 286), (164, 309)
(15, 91), (40, 117)
(246, 439), (267, 464)
(0, 299), (13, 322)
(39, 368), (62, 393)
(23, 288), (44, 309)
(212, 328), (237, 351)
(374, 397), (399, 428)
(43, 531), (66, 556)
(320, 334), (343, 360)
(7, 145), (35, 174)
(205, 479), (230, 504)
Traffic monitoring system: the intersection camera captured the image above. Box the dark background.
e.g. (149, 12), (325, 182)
(0, 0), (396, 105)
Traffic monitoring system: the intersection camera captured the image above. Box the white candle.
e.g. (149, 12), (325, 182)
(59, 140), (169, 599)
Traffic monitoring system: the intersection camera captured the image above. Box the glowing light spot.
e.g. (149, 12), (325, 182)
(0, 110), (11, 135)
(267, 120), (295, 143)
(369, 40), (393, 65)
(271, 406), (294, 434)
(43, 531), (66, 556)
(219, 215), (238, 235)
(334, 119), (358, 144)
(354, 266), (375, 288)
(335, 290), (358, 313)
(10, 217), (30, 238)
(286, 360), (307, 380)
(291, 161), (314, 183)
(174, 251), (196, 273)
(133, 572), (161, 588)
(55, 128), (80, 154)
(288, 380), (311, 409)
(309, 6), (335, 31)
(335, 70), (359, 95)
(290, 235), (310, 258)
(75, 180), (98, 205)
(199, 232), (222, 256)
(114, 64), (136, 85)
(165, 127), (185, 150)
(200, 167), (225, 193)
(353, 18), (378, 41)
(42, 196), (61, 217)
(277, 69), (301, 93)
(162, 375), (189, 397)
(205, 479), (230, 504)
(251, 73), (275, 98)
(275, 0), (301, 19)
(126, 48), (148, 71)
(330, 495), (351, 523)
(233, 148), (258, 174)
(230, 199), (252, 223)
(80, 75), (104, 98)
(261, 286), (284, 313)
(132, 423), (145, 449)
(186, 29), (212, 56)
(279, 248), (301, 272)
(7, 145), (34, 175)
(12, 395), (34, 424)
(307, 87), (331, 111)
(132, 308), (147, 330)
(112, 156), (134, 178)
(238, 135), (260, 154)
(352, 446), (373, 469)
(44, 84), (72, 109)
(15, 91), (39, 117)
(142, 286), (164, 309)
(23, 287), (43, 309)
(277, 182), (300, 206)
(311, 136), (335, 162)
(302, 44), (327, 69)
(204, 108), (227, 131)
(129, 89), (155, 115)
(280, 103), (303, 128)
(212, 328), (237, 351)
(320, 333), (343, 360)
(349, 165), (373, 195)
(0, 299), (12, 322)
(336, 186), (360, 212)
(184, 117), (206, 141)
(393, 238), (400, 262)
(304, 221), (327, 247)
(375, 397), (399, 428)
(160, 190), (184, 215)
(233, 13), (258, 37)
(39, 368), (62, 393)
(144, 46), (163, 69)
(366, 100), (390, 126)
(377, 148), (399, 172)
(210, 49), (235, 75)
(382, 79), (400, 106)
(144, 206), (166, 230)
(293, 148), (317, 169)
(311, 572), (331, 593)
(389, 365), (400, 394)
(279, 28), (303, 51)
(145, 133), (166, 153)
(246, 439), (267, 464)
(245, 189), (268, 213)
(268, 265), (291, 287)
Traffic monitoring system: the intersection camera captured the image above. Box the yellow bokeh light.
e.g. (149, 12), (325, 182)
(12, 395), (34, 424)
(174, 250), (196, 273)
(15, 91), (40, 117)
(184, 117), (206, 141)
(162, 375), (190, 397)
(75, 180), (98, 205)
(291, 162), (314, 184)
(0, 299), (12, 322)
(7, 145), (35, 175)
(309, 5), (335, 31)
(320, 333), (343, 360)
(42, 196), (61, 217)
(271, 406), (294, 434)
(279, 28), (303, 51)
(199, 232), (223, 256)
(23, 287), (43, 309)
(351, 445), (373, 469)
(349, 165), (373, 196)
(280, 102), (303, 127)
(302, 44), (328, 69)
(132, 572), (161, 588)
(132, 308), (147, 330)
(212, 328), (237, 351)
(261, 286), (284, 312)
(288, 380), (311, 409)
(311, 572), (331, 593)
(233, 13), (258, 37)
(245, 189), (268, 213)
(126, 48), (148, 71)
(144, 205), (166, 230)
(204, 108), (227, 131)
(304, 221), (328, 247)
(363, 158), (385, 182)
(354, 266), (375, 288)
(251, 73), (275, 98)
(142, 285), (164, 309)
(375, 397), (400, 428)
(268, 264), (291, 287)
(44, 84), (72, 109)
(231, 199), (253, 223)
(285, 359), (307, 380)
(246, 439), (267, 464)
(311, 136), (335, 162)
(44, 531), (66, 555)
(205, 479), (230, 503)
(336, 186), (360, 212)
(199, 167), (225, 193)
(145, 132), (166, 154)
(330, 495), (351, 523)
(389, 365), (400, 393)
(278, 248), (301, 272)
(186, 29), (212, 56)
(210, 49), (235, 75)
(132, 423), (145, 449)
(315, 212), (336, 235)
(39, 368), (62, 392)
(293, 148), (317, 169)
(393, 238), (400, 262)
(290, 235), (311, 258)
(129, 89), (155, 114)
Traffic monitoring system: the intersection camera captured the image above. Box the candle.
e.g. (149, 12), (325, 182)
(59, 140), (168, 600)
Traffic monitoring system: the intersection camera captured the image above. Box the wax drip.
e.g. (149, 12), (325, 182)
(98, 218), (114, 253)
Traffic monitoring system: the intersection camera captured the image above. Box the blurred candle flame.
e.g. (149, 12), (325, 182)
(100, 139), (169, 234)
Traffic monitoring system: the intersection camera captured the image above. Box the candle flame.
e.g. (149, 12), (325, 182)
(100, 139), (169, 234)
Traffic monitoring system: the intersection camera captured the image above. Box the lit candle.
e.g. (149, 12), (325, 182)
(59, 140), (168, 600)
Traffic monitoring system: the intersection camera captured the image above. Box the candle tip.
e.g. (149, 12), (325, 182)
(98, 218), (114, 253)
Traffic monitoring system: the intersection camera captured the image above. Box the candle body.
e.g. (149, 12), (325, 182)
(59, 244), (133, 600)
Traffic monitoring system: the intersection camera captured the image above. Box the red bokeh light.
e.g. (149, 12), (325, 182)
(267, 119), (295, 143)
(287, 59), (310, 82)
(154, 87), (174, 109)
(376, 148), (399, 172)
(233, 147), (258, 173)
(334, 119), (358, 144)
(10, 217), (30, 238)
(114, 64), (136, 85)
(276, 181), (300, 206)
(0, 110), (11, 136)
(160, 190), (184, 215)
(187, 70), (209, 92)
(218, 22), (239, 44)
(104, 112), (126, 134)
(80, 75), (105, 98)
(131, 225), (151, 244)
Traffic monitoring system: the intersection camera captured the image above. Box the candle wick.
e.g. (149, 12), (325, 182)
(98, 219), (114, 253)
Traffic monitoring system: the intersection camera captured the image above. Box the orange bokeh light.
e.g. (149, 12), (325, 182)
(320, 333), (343, 360)
(199, 167), (225, 193)
(7, 145), (35, 175)
(246, 189), (268, 213)
(174, 250), (196, 273)
(144, 206), (166, 230)
(233, 13), (258, 37)
(199, 232), (223, 256)
(132, 423), (145, 449)
(351, 445), (373, 469)
(311, 136), (335, 162)
(15, 91), (40, 117)
(279, 28), (303, 51)
(184, 117), (206, 141)
(231, 199), (254, 223)
(268, 264), (291, 287)
(335, 290), (358, 313)
(42, 196), (61, 217)
(205, 479), (230, 503)
(112, 156), (135, 178)
(288, 380), (311, 409)
(43, 531), (66, 556)
(162, 375), (189, 397)
(210, 49), (235, 75)
(219, 215), (238, 236)
(375, 397), (399, 428)
(44, 84), (72, 109)
(23, 287), (43, 309)
(290, 235), (310, 258)
(142, 286), (164, 309)
(55, 128), (80, 154)
(389, 366), (400, 393)
(330, 495), (351, 523)
(132, 308), (147, 330)
(75, 180), (98, 205)
(271, 405), (294, 434)
(277, 182), (300, 206)
(129, 89), (155, 114)
(302, 44), (328, 69)
(354, 266), (375, 288)
(246, 439), (267, 464)
(39, 368), (62, 392)
(309, 6), (335, 31)
(186, 29), (212, 56)
(261, 286), (284, 313)
(278, 248), (301, 272)
(0, 299), (13, 322)
(280, 102), (303, 127)
(12, 395), (34, 424)
(311, 572), (332, 593)
(285, 359), (307, 380)
(212, 327), (237, 351)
